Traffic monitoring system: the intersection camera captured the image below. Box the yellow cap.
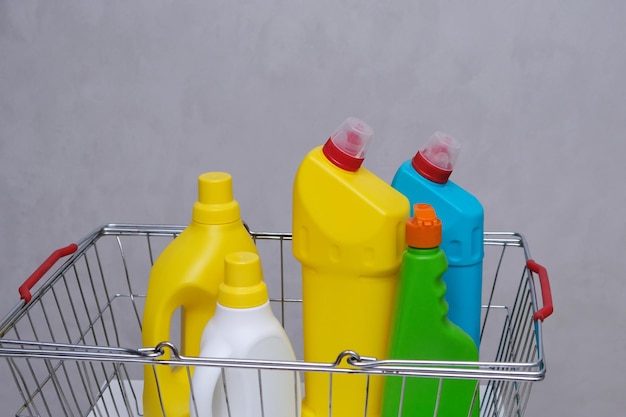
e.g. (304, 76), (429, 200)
(218, 251), (268, 309)
(192, 172), (241, 224)
(406, 203), (442, 248)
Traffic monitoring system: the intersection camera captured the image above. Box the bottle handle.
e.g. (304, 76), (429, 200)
(527, 259), (553, 322)
(190, 341), (232, 417)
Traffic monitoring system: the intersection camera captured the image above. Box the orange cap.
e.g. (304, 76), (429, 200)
(406, 203), (442, 248)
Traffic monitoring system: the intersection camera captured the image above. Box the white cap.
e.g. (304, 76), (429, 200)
(420, 131), (461, 171)
(329, 117), (373, 159)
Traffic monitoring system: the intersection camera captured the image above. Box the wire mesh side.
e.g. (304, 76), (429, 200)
(0, 225), (546, 417)
(482, 263), (542, 417)
(0, 226), (177, 417)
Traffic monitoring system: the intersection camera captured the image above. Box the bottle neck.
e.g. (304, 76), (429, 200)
(217, 300), (270, 313)
(411, 151), (452, 184)
(407, 246), (439, 256)
(322, 138), (364, 172)
(192, 200), (241, 224)
(399, 246), (449, 323)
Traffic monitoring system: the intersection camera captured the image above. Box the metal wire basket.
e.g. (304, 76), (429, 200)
(0, 223), (552, 417)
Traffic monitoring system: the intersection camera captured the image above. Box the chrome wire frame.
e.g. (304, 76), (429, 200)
(0, 224), (547, 417)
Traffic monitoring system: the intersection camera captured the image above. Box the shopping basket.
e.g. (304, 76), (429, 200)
(0, 223), (552, 417)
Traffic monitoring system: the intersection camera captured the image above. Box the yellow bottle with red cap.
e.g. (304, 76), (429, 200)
(142, 172), (258, 417)
(292, 117), (410, 417)
(381, 203), (479, 417)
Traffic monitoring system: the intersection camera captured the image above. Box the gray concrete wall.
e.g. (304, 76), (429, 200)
(2, 0), (624, 415)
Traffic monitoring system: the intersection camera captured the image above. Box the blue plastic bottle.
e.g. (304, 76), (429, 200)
(391, 132), (484, 347)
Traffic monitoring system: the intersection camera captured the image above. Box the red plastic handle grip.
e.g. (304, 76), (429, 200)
(18, 243), (78, 304)
(527, 259), (553, 322)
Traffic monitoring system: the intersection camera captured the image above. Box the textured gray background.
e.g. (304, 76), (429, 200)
(1, 0), (625, 415)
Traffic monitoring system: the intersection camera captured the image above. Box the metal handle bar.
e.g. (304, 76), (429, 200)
(527, 259), (553, 321)
(0, 340), (545, 382)
(18, 243), (78, 303)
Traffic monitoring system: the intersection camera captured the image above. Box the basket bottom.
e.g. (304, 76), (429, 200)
(83, 379), (502, 417)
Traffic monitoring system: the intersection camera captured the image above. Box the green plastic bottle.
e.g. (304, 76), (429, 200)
(381, 203), (479, 417)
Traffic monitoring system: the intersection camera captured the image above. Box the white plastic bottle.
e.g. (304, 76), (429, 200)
(190, 251), (301, 417)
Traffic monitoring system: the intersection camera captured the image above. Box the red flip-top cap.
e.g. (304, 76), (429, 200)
(411, 131), (460, 184)
(322, 117), (373, 172)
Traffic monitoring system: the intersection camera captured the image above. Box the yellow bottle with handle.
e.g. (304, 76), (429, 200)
(292, 117), (410, 417)
(142, 172), (258, 417)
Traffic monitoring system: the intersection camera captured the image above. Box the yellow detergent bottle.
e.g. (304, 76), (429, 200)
(142, 172), (258, 417)
(292, 117), (410, 417)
